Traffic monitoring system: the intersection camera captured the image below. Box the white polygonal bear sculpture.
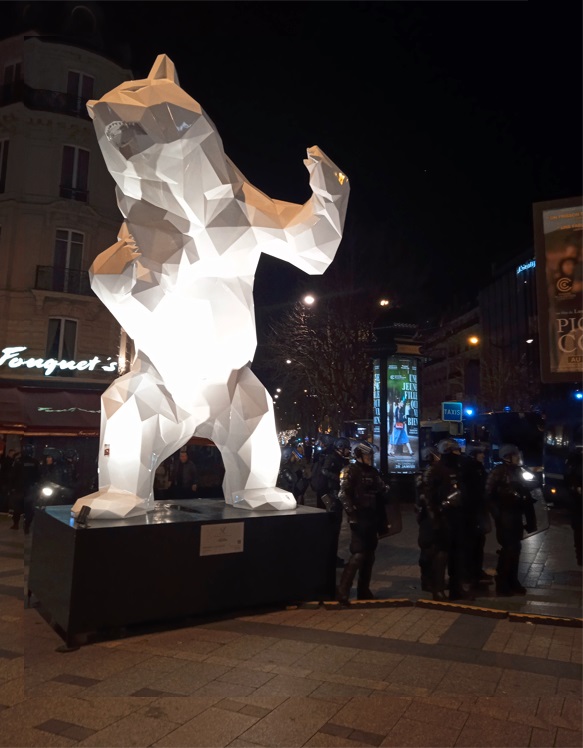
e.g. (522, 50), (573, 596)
(71, 54), (349, 519)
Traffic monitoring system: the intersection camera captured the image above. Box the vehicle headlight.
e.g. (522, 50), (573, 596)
(41, 486), (54, 497)
(522, 470), (535, 481)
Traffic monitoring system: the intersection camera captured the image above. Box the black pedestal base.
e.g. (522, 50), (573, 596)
(28, 500), (336, 646)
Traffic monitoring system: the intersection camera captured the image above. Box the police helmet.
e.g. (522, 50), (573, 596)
(421, 446), (439, 462)
(353, 441), (374, 460)
(499, 444), (521, 462)
(437, 438), (461, 455)
(281, 445), (302, 461)
(335, 437), (351, 452)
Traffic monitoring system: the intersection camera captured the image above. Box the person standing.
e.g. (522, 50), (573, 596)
(10, 445), (41, 534)
(0, 448), (16, 513)
(564, 447), (582, 566)
(486, 443), (534, 596)
(303, 438), (313, 465)
(277, 444), (309, 505)
(414, 446), (440, 591)
(336, 441), (390, 604)
(154, 457), (173, 500)
(38, 452), (71, 505)
(461, 444), (493, 589)
(422, 438), (473, 601)
(318, 437), (352, 567)
(171, 450), (198, 500)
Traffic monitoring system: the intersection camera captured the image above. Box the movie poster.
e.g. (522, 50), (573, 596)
(387, 356), (419, 473)
(534, 198), (583, 382)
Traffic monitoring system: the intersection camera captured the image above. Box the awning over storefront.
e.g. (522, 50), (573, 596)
(0, 385), (102, 436)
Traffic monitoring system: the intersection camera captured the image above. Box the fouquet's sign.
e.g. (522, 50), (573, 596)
(0, 346), (118, 376)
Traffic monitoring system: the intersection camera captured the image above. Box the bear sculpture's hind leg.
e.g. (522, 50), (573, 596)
(211, 365), (296, 511)
(71, 360), (196, 519)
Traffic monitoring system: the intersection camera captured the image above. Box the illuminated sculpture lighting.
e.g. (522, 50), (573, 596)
(71, 55), (349, 519)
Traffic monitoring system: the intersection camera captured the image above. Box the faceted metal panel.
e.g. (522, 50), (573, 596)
(71, 55), (349, 519)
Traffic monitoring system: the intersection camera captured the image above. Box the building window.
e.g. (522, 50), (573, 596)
(46, 318), (77, 375)
(53, 229), (84, 293)
(67, 71), (94, 113)
(0, 139), (8, 193)
(60, 145), (89, 201)
(1, 60), (22, 104)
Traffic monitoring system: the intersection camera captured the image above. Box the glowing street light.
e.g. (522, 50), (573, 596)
(303, 294), (315, 306)
(379, 299), (390, 307)
(468, 335), (479, 346)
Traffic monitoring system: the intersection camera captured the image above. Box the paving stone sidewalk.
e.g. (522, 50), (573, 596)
(0, 499), (581, 748)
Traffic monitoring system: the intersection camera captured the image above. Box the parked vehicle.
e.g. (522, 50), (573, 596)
(541, 399), (582, 506)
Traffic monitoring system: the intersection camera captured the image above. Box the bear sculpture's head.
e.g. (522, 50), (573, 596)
(87, 55), (228, 195)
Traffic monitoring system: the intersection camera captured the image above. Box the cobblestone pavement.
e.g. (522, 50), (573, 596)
(0, 495), (580, 748)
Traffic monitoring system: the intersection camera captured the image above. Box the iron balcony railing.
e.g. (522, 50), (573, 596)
(0, 83), (91, 120)
(59, 185), (89, 202)
(35, 266), (94, 297)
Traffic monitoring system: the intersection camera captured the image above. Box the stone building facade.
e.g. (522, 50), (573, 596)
(0, 29), (131, 391)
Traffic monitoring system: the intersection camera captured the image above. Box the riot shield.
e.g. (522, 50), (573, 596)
(523, 486), (550, 538)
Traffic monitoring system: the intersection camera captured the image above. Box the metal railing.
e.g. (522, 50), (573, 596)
(0, 83), (91, 120)
(59, 185), (89, 202)
(35, 266), (94, 297)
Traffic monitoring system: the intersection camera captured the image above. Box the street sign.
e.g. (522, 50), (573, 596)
(441, 401), (463, 422)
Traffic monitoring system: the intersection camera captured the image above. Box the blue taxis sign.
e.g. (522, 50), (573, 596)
(441, 401), (463, 422)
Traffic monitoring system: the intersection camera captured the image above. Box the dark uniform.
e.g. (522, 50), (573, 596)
(10, 447), (41, 534)
(0, 449), (16, 513)
(171, 452), (199, 499)
(564, 448), (582, 567)
(485, 444), (534, 596)
(336, 442), (390, 604)
(460, 447), (492, 588)
(318, 440), (350, 508)
(422, 439), (472, 601)
(318, 438), (351, 567)
(277, 445), (309, 505)
(414, 448), (439, 591)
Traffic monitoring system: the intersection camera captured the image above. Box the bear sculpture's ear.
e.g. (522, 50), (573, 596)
(148, 54), (180, 85)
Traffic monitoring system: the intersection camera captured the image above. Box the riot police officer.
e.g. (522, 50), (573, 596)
(486, 443), (535, 596)
(422, 438), (473, 601)
(415, 446), (440, 591)
(318, 437), (352, 567)
(336, 442), (390, 604)
(276, 444), (308, 504)
(461, 444), (493, 589)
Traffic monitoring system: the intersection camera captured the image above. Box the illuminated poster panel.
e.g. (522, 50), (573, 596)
(534, 197), (583, 383)
(372, 359), (381, 470)
(387, 356), (419, 473)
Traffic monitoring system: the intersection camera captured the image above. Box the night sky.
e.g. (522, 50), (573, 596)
(6, 1), (583, 319)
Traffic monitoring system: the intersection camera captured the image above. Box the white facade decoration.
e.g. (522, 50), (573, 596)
(71, 55), (349, 519)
